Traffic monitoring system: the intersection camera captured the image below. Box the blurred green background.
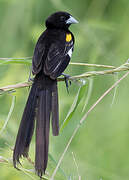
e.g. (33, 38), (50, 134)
(1, 0), (129, 179)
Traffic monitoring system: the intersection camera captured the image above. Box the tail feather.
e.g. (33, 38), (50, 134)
(35, 89), (52, 177)
(13, 83), (38, 167)
(52, 83), (59, 136)
(13, 76), (59, 177)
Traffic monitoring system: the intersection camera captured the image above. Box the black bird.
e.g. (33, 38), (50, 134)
(13, 11), (78, 177)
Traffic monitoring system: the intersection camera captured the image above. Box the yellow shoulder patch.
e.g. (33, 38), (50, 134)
(66, 33), (72, 42)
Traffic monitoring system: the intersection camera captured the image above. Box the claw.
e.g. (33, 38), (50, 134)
(28, 78), (34, 82)
(62, 73), (71, 93)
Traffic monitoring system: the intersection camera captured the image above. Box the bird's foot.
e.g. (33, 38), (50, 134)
(62, 73), (71, 93)
(28, 77), (34, 82)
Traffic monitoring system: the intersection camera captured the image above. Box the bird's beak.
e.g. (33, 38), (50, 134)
(66, 16), (79, 24)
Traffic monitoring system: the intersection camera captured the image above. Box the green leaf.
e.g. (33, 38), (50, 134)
(82, 78), (94, 113)
(0, 95), (16, 136)
(60, 82), (87, 132)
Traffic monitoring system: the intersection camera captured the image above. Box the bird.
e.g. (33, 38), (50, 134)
(13, 11), (78, 177)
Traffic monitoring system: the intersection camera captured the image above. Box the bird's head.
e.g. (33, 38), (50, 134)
(45, 11), (78, 29)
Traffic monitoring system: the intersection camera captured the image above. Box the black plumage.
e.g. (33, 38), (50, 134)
(13, 11), (78, 177)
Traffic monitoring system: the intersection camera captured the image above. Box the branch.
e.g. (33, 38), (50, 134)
(70, 62), (115, 69)
(69, 62), (129, 80)
(0, 57), (32, 60)
(0, 82), (32, 95)
(0, 57), (115, 68)
(0, 61), (129, 95)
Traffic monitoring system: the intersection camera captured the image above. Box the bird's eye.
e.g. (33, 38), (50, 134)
(60, 16), (66, 21)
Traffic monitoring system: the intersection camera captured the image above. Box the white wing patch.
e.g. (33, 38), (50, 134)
(67, 48), (73, 58)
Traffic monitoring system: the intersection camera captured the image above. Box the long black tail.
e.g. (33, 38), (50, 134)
(13, 75), (59, 177)
(13, 83), (38, 167)
(35, 76), (59, 177)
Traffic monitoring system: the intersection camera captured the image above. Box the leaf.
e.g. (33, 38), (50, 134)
(82, 78), (94, 112)
(0, 95), (16, 136)
(60, 82), (87, 132)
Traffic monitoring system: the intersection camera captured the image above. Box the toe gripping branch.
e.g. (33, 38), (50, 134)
(62, 73), (71, 93)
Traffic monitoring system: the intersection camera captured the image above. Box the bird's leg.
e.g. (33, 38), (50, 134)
(28, 66), (34, 82)
(62, 73), (71, 93)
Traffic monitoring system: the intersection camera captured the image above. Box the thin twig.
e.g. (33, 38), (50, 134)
(26, 156), (35, 166)
(50, 71), (129, 179)
(72, 152), (81, 180)
(0, 62), (129, 95)
(0, 81), (32, 95)
(50, 125), (79, 180)
(70, 62), (115, 69)
(110, 73), (119, 107)
(0, 57), (32, 60)
(69, 62), (129, 80)
(0, 57), (115, 68)
(0, 96), (16, 136)
(80, 71), (129, 124)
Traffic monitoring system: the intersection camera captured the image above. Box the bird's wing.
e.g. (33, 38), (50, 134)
(32, 35), (46, 75)
(44, 42), (73, 79)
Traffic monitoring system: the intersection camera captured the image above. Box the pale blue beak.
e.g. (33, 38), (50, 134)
(66, 16), (79, 24)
